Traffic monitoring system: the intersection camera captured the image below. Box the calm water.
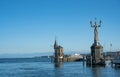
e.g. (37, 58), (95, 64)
(0, 58), (120, 77)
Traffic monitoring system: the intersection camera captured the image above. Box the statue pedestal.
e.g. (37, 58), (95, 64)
(90, 43), (105, 65)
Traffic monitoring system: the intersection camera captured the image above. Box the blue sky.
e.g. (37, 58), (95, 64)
(0, 0), (120, 56)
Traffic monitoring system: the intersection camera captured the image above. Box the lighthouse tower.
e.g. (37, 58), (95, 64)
(54, 39), (64, 62)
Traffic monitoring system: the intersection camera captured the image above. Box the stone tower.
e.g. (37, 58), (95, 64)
(54, 39), (64, 62)
(90, 18), (105, 65)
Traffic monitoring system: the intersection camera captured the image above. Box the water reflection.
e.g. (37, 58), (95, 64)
(54, 62), (63, 68)
(92, 67), (103, 77)
(54, 62), (64, 77)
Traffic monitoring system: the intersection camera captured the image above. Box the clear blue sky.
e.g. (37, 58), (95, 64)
(0, 0), (120, 56)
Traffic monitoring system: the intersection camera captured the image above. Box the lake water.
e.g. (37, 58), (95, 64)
(0, 58), (120, 77)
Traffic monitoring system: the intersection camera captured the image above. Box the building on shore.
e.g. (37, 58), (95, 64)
(104, 51), (120, 60)
(63, 53), (83, 62)
(110, 51), (120, 67)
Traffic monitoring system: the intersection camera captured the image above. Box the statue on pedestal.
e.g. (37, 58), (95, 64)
(90, 18), (102, 46)
(86, 18), (105, 66)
